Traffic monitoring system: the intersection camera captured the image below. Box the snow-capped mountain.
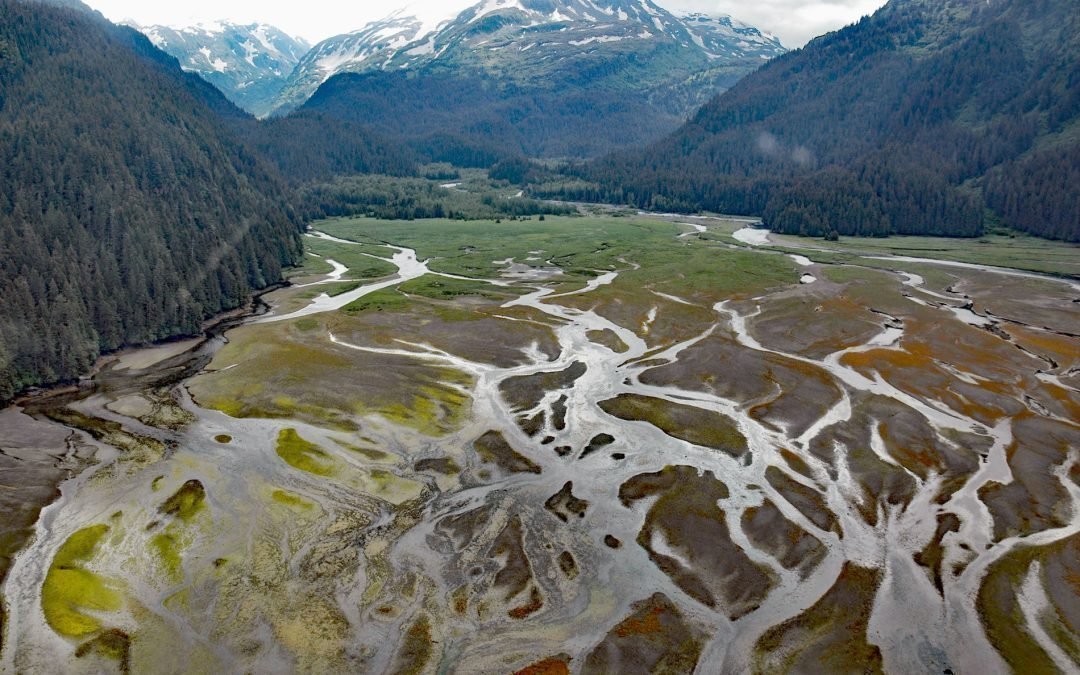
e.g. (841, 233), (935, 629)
(128, 21), (309, 117)
(272, 0), (785, 115)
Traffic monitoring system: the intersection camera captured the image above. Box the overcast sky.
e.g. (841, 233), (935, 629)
(85, 0), (889, 48)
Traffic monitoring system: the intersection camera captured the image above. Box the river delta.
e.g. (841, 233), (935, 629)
(1, 213), (1078, 674)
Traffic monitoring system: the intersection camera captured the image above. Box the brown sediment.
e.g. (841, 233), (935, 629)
(586, 329), (629, 353)
(742, 500), (827, 577)
(435, 505), (493, 551)
(413, 457), (460, 475)
(748, 294), (883, 359)
(489, 516), (534, 602)
(604, 535), (622, 549)
(390, 614), (434, 675)
(779, 448), (816, 480)
(579, 433), (616, 459)
(544, 482), (590, 523)
(474, 431), (541, 475)
(913, 513), (961, 594)
(979, 414), (1080, 540)
(74, 628), (131, 674)
(600, 394), (748, 460)
(620, 466), (775, 617)
(551, 395), (569, 431)
(517, 410), (547, 437)
(640, 334), (843, 437)
(557, 551), (579, 579)
(582, 593), (705, 675)
(754, 564), (884, 674)
(44, 407), (169, 470)
(764, 466), (840, 535)
(0, 409), (87, 637)
(500, 362), (587, 413)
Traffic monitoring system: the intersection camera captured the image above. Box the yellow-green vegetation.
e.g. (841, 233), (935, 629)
(600, 394), (748, 458)
(150, 481), (207, 582)
(399, 274), (510, 301)
(41, 524), (122, 637)
(769, 231), (1080, 278)
(150, 531), (184, 582)
(276, 429), (339, 477)
(190, 320), (475, 436)
(977, 542), (1073, 672)
(214, 434), (233, 444)
(377, 378), (472, 437)
(318, 215), (686, 280)
(302, 235), (400, 279)
(342, 288), (410, 315)
(271, 489), (316, 511)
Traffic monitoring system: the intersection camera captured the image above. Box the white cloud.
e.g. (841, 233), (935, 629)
(664, 0), (887, 46)
(85, 0), (888, 47)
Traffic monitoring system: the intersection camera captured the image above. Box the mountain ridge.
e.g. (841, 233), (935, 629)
(126, 20), (309, 117)
(577, 0), (1079, 240)
(273, 0), (784, 116)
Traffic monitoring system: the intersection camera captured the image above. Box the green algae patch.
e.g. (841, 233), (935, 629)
(214, 434), (233, 444)
(378, 379), (472, 437)
(42, 524), (122, 638)
(272, 489), (316, 511)
(364, 469), (425, 505)
(159, 480), (207, 523)
(150, 531), (184, 583)
(277, 428), (339, 477)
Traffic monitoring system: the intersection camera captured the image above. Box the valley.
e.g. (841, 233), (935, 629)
(2, 211), (1076, 673)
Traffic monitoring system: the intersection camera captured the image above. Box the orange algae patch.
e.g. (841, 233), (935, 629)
(514, 656), (570, 675)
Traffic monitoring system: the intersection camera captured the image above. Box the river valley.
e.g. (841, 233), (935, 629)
(1, 213), (1077, 674)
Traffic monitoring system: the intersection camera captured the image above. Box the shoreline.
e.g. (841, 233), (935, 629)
(0, 279), (286, 643)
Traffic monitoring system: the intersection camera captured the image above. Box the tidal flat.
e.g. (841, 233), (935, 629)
(1, 213), (1078, 674)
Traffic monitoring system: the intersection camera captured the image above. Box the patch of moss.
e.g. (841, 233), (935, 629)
(214, 434), (232, 444)
(42, 525), (122, 637)
(276, 428), (338, 477)
(158, 480), (207, 523)
(150, 532), (183, 582)
(74, 628), (131, 673)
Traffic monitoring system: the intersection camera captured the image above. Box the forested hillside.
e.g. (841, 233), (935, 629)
(0, 1), (306, 401)
(293, 0), (786, 161)
(580, 0), (1080, 240)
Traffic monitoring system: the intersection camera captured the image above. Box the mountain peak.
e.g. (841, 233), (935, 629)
(127, 21), (309, 117)
(273, 0), (785, 115)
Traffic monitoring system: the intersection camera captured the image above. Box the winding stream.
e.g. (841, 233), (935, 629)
(2, 221), (1077, 674)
